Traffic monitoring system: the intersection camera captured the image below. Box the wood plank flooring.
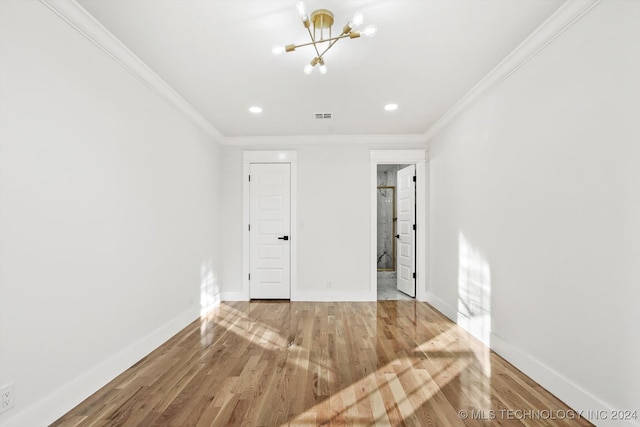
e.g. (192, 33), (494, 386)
(52, 301), (593, 426)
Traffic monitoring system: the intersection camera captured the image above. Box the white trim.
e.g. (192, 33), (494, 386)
(242, 162), (251, 301)
(418, 159), (429, 301)
(425, 292), (457, 322)
(491, 333), (638, 427)
(371, 149), (427, 163)
(39, 0), (602, 147)
(242, 151), (298, 301)
(224, 134), (427, 146)
(290, 161), (298, 301)
(370, 150), (428, 302)
(426, 291), (638, 427)
(219, 291), (248, 302)
(423, 0), (603, 143)
(38, 0), (224, 142)
(243, 151), (298, 163)
(0, 307), (199, 427)
(293, 290), (375, 302)
(37, 1), (427, 146)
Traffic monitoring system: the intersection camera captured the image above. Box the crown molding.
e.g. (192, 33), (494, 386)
(39, 0), (225, 142)
(423, 0), (603, 143)
(221, 134), (428, 146)
(39, 0), (600, 146)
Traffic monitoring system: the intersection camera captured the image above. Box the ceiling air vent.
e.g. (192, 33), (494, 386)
(315, 112), (332, 119)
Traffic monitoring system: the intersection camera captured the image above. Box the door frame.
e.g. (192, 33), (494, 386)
(370, 150), (428, 301)
(243, 151), (297, 301)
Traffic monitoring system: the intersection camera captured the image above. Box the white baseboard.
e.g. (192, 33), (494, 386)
(21, 293), (630, 427)
(425, 292), (457, 321)
(220, 290), (249, 301)
(292, 289), (376, 302)
(491, 333), (639, 427)
(0, 307), (199, 427)
(220, 289), (376, 302)
(423, 293), (638, 427)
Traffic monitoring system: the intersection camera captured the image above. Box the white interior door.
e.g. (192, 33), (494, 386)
(249, 163), (291, 299)
(396, 165), (416, 297)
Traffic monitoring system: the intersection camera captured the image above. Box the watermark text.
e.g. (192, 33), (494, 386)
(457, 409), (638, 422)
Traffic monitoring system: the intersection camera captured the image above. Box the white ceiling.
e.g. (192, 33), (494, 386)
(77, 0), (565, 138)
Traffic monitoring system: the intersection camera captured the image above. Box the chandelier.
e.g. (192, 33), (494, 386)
(273, 2), (377, 75)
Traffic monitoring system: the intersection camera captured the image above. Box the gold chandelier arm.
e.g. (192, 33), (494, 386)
(288, 33), (351, 51)
(317, 32), (349, 58)
(306, 27), (322, 58)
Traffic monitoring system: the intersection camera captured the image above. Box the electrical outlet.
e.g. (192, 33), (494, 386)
(327, 279), (333, 288)
(0, 382), (15, 413)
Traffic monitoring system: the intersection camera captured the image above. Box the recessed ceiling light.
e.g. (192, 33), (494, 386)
(384, 103), (398, 111)
(249, 106), (262, 114)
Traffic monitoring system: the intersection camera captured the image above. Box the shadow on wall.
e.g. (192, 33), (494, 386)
(457, 232), (492, 375)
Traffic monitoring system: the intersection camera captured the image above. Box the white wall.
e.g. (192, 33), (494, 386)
(428, 1), (640, 425)
(4, 0), (637, 425)
(0, 1), (221, 425)
(220, 142), (426, 301)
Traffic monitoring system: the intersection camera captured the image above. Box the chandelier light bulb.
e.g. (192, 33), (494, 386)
(359, 25), (377, 37)
(296, 2), (309, 22)
(350, 12), (364, 28)
(272, 45), (285, 55)
(319, 63), (328, 74)
(303, 63), (314, 75)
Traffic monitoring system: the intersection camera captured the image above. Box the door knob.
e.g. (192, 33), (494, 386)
(395, 234), (400, 239)
(278, 236), (289, 241)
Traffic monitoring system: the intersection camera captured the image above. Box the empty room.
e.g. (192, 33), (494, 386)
(0, 0), (638, 426)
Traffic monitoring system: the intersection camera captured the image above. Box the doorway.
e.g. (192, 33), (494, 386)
(370, 150), (427, 301)
(243, 151), (298, 301)
(376, 164), (415, 300)
(249, 163), (291, 299)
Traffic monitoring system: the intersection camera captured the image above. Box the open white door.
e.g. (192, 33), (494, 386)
(396, 165), (416, 297)
(249, 163), (291, 299)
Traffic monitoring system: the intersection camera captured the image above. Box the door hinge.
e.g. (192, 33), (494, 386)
(248, 175), (251, 182)
(412, 224), (416, 231)
(248, 224), (250, 231)
(248, 273), (251, 280)
(413, 175), (416, 182)
(412, 272), (416, 279)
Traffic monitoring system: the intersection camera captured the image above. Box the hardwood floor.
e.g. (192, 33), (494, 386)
(52, 301), (592, 426)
